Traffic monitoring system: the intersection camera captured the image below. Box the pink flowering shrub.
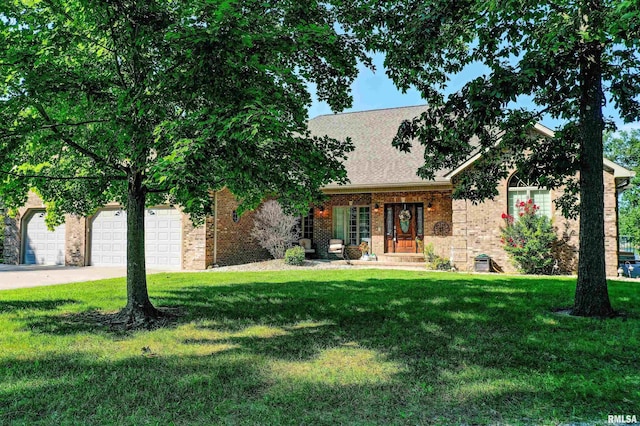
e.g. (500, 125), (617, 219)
(500, 199), (557, 274)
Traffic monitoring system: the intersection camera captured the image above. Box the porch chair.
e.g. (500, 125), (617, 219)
(327, 238), (346, 259)
(298, 238), (316, 257)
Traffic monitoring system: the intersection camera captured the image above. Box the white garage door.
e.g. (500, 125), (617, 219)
(90, 208), (182, 269)
(24, 211), (66, 265)
(90, 210), (127, 267)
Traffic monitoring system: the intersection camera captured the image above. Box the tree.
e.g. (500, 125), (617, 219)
(0, 1), (366, 325)
(604, 130), (640, 246)
(339, 0), (640, 317)
(0, 199), (5, 263)
(251, 200), (300, 259)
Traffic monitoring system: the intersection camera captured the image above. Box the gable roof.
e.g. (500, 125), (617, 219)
(308, 105), (449, 190)
(309, 105), (635, 191)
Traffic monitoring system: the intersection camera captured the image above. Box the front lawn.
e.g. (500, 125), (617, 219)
(1, 270), (638, 425)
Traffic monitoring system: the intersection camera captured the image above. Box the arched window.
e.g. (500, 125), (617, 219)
(507, 173), (551, 217)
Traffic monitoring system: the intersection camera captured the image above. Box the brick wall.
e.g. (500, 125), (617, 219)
(182, 212), (208, 270)
(3, 214), (19, 265)
(3, 193), (44, 264)
(211, 188), (271, 266)
(2, 193), (86, 265)
(313, 193), (372, 258)
(371, 191), (453, 256)
(65, 215), (86, 266)
(312, 191), (453, 258)
(450, 170), (619, 276)
(3, 191), (209, 270)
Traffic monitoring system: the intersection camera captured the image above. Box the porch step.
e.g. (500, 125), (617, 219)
(373, 254), (425, 263)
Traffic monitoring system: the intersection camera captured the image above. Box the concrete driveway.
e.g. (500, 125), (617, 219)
(0, 265), (167, 290)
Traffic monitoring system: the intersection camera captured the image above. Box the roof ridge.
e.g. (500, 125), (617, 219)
(310, 104), (428, 120)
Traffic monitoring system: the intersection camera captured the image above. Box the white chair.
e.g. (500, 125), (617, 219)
(327, 239), (345, 259)
(299, 238), (316, 257)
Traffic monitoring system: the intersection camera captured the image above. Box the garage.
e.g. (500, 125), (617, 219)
(23, 210), (66, 265)
(90, 208), (182, 269)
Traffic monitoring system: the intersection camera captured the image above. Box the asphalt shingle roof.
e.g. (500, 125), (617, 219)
(308, 105), (452, 189)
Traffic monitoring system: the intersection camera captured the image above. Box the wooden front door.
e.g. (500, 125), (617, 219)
(385, 203), (423, 253)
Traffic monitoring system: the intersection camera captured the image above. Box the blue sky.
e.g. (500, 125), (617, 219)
(309, 53), (639, 132)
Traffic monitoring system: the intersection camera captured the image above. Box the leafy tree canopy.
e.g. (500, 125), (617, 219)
(338, 0), (640, 316)
(0, 0), (367, 222)
(0, 0), (367, 323)
(605, 129), (640, 245)
(339, 0), (639, 212)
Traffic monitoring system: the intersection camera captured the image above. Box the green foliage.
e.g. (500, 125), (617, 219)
(338, 0), (635, 315)
(604, 130), (640, 248)
(0, 270), (639, 424)
(0, 0), (367, 220)
(423, 242), (451, 271)
(338, 0), (639, 208)
(284, 246), (306, 266)
(0, 209), (4, 262)
(0, 1), (367, 311)
(501, 200), (558, 274)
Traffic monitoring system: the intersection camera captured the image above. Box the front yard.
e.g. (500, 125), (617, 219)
(0, 270), (638, 425)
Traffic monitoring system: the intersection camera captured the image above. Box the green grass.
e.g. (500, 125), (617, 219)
(1, 270), (639, 425)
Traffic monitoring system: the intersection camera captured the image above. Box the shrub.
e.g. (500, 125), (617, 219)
(284, 246), (306, 266)
(500, 199), (557, 274)
(424, 242), (452, 271)
(251, 200), (300, 259)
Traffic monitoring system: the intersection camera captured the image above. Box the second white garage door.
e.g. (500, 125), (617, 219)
(90, 208), (182, 269)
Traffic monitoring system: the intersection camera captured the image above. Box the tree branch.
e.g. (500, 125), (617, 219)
(0, 169), (127, 181)
(145, 187), (171, 194)
(39, 119), (110, 129)
(144, 179), (225, 194)
(0, 119), (110, 140)
(105, 6), (129, 89)
(32, 103), (129, 173)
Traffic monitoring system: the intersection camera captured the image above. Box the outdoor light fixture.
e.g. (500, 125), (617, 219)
(374, 203), (380, 212)
(427, 201), (433, 212)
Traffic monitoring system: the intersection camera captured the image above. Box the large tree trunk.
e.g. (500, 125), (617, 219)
(116, 172), (160, 325)
(572, 32), (615, 317)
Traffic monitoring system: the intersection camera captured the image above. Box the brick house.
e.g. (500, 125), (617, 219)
(3, 105), (634, 275)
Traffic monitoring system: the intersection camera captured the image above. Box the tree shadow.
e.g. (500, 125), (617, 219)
(5, 272), (639, 423)
(24, 307), (184, 335)
(0, 299), (78, 313)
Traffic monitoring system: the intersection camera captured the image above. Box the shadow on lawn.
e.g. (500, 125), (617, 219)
(0, 299), (78, 313)
(6, 273), (640, 424)
(0, 340), (556, 425)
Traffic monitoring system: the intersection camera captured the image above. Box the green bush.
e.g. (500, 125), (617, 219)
(284, 245), (306, 266)
(424, 242), (452, 271)
(501, 199), (557, 274)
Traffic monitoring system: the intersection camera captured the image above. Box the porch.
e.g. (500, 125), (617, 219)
(309, 190), (457, 264)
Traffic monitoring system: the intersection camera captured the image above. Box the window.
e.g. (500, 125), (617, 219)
(333, 206), (370, 245)
(300, 208), (314, 240)
(507, 173), (551, 217)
